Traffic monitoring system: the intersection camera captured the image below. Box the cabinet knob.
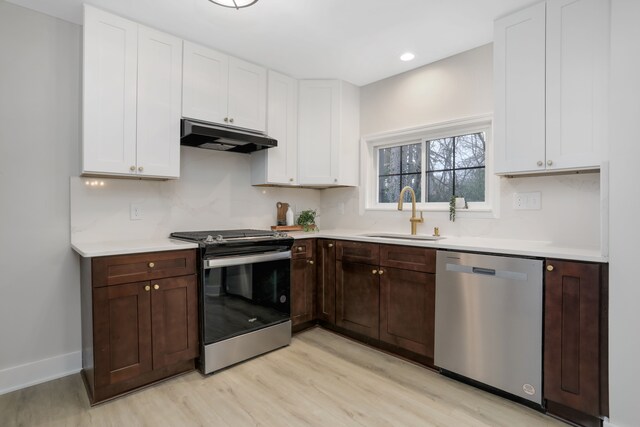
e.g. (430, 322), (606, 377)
(229, 118), (234, 123)
(297, 247), (303, 252)
(153, 284), (160, 290)
(308, 260), (314, 265)
(372, 269), (378, 275)
(537, 161), (543, 167)
(378, 270), (384, 275)
(547, 160), (553, 166)
(289, 178), (294, 182)
(144, 285), (150, 292)
(130, 165), (136, 172)
(138, 166), (144, 172)
(334, 178), (338, 183)
(148, 262), (155, 268)
(224, 117), (229, 122)
(547, 265), (554, 272)
(328, 243), (334, 248)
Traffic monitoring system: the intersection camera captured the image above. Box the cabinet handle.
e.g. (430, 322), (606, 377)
(224, 117), (229, 122)
(138, 166), (144, 172)
(547, 160), (553, 166)
(308, 260), (314, 265)
(144, 285), (150, 292)
(148, 262), (155, 268)
(328, 243), (334, 248)
(130, 165), (136, 172)
(372, 269), (377, 275)
(153, 284), (160, 290)
(378, 270), (384, 275)
(229, 118), (234, 123)
(547, 265), (554, 272)
(537, 161), (543, 167)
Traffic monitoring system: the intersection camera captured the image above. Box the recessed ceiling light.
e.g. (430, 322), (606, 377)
(400, 52), (415, 62)
(208, 0), (259, 9)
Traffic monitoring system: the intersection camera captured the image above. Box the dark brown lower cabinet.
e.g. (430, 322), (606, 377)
(81, 250), (199, 404)
(544, 259), (608, 424)
(379, 267), (435, 358)
(316, 240), (336, 324)
(291, 257), (316, 326)
(335, 260), (380, 339)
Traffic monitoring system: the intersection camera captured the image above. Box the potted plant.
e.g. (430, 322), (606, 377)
(449, 196), (467, 222)
(296, 209), (318, 232)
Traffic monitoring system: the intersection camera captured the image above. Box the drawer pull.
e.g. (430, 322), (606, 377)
(148, 262), (155, 268)
(144, 285), (150, 292)
(297, 247), (303, 252)
(328, 243), (334, 248)
(308, 260), (314, 265)
(153, 284), (160, 290)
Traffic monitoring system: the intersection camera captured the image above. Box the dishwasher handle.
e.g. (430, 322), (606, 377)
(472, 267), (496, 276)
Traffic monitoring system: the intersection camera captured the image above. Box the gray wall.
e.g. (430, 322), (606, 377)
(0, 1), (82, 392)
(608, 1), (640, 426)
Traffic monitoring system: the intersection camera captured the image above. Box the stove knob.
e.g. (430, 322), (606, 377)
(216, 235), (224, 242)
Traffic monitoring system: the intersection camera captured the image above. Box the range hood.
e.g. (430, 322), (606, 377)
(180, 119), (277, 153)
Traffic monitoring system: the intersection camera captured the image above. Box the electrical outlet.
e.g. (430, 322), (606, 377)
(513, 192), (541, 210)
(130, 203), (144, 220)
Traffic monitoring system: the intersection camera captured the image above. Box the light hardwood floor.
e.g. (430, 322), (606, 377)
(1, 328), (563, 426)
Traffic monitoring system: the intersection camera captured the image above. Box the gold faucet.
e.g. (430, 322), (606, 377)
(397, 186), (424, 235)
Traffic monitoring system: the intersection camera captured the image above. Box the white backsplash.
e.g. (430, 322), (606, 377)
(320, 172), (601, 249)
(71, 147), (321, 244)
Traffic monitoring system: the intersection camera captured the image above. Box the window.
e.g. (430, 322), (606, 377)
(364, 116), (494, 213)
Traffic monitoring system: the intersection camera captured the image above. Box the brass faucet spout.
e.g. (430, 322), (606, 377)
(397, 186), (424, 235)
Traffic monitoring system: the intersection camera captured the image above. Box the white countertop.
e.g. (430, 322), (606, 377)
(289, 229), (607, 263)
(71, 238), (198, 258)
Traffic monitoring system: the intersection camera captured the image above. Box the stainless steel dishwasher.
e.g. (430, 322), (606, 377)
(435, 251), (543, 404)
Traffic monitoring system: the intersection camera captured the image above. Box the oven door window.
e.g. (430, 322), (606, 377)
(203, 258), (290, 344)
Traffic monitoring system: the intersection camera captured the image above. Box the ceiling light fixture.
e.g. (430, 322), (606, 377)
(400, 52), (416, 62)
(208, 0), (259, 9)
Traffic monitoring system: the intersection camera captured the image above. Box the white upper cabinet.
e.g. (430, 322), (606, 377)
(136, 26), (182, 178)
(494, 2), (546, 174)
(546, 0), (609, 170)
(83, 6), (182, 178)
(298, 80), (359, 186)
(83, 6), (138, 176)
(182, 42), (267, 132)
(251, 71), (298, 186)
(494, 0), (609, 175)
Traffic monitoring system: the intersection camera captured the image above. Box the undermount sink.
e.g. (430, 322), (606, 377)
(360, 232), (445, 241)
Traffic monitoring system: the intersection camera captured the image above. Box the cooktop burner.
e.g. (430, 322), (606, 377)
(170, 228), (294, 256)
(171, 229), (276, 241)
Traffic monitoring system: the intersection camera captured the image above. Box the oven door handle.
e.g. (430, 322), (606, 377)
(204, 250), (292, 269)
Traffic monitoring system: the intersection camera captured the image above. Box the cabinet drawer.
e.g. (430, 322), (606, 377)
(292, 240), (315, 259)
(336, 241), (379, 265)
(380, 244), (436, 273)
(92, 249), (197, 287)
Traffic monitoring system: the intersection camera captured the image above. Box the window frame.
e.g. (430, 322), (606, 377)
(361, 115), (498, 218)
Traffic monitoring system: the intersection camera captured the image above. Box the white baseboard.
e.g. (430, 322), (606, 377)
(0, 351), (81, 395)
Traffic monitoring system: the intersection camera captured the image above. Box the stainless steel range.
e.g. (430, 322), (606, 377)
(170, 229), (294, 374)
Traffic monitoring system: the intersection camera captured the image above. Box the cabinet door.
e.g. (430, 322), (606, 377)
(316, 240), (336, 324)
(291, 257), (316, 326)
(298, 80), (340, 185)
(546, 0), (609, 171)
(336, 261), (379, 339)
(83, 5), (138, 176)
(93, 281), (152, 387)
(136, 26), (182, 178)
(151, 275), (199, 369)
(494, 2), (546, 174)
(227, 57), (267, 132)
(182, 41), (229, 125)
(379, 268), (435, 358)
(252, 71), (297, 185)
(544, 260), (601, 416)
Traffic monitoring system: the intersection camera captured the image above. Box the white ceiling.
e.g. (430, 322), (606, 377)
(7, 0), (535, 86)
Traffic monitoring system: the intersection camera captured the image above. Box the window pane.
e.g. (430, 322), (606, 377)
(378, 146), (401, 175)
(427, 171), (452, 202)
(401, 143), (421, 174)
(428, 138), (454, 171)
(401, 174), (421, 203)
(455, 133), (485, 168)
(379, 175), (400, 203)
(455, 168), (485, 202)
